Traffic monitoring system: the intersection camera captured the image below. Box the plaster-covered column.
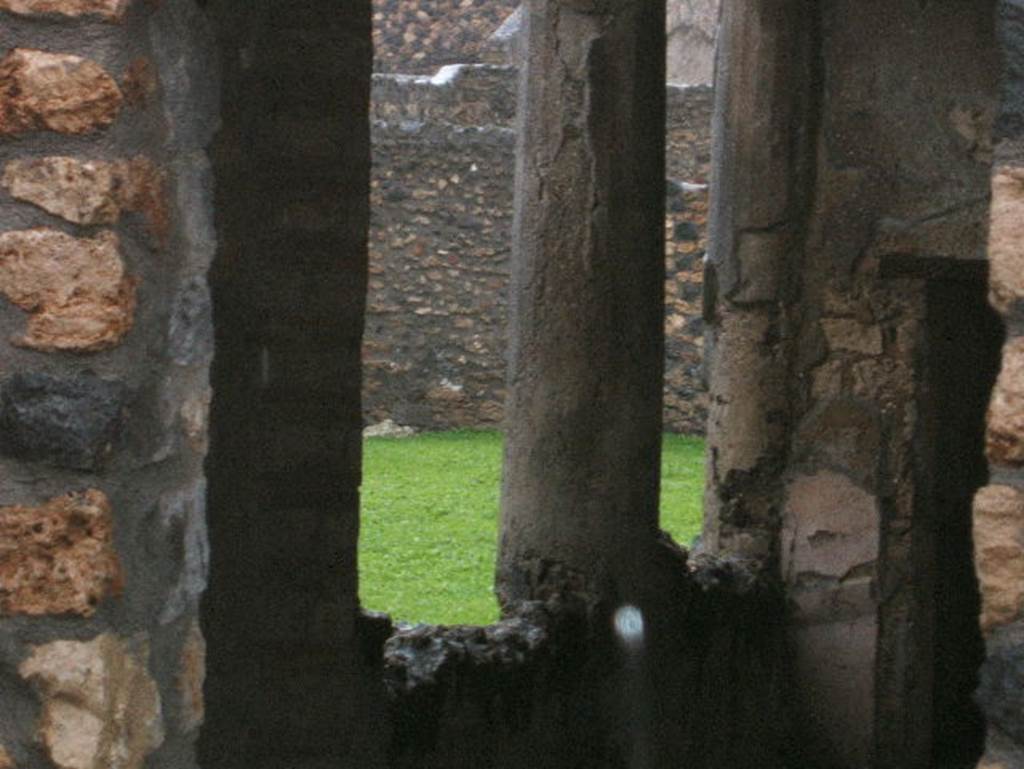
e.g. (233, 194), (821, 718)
(703, 0), (815, 565)
(498, 0), (667, 609)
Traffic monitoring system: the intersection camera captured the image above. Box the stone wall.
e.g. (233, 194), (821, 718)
(666, 0), (719, 85)
(2, 3), (1017, 768)
(972, 3), (1024, 766)
(706, 3), (1004, 767)
(383, 558), (791, 769)
(364, 64), (713, 434)
(373, 0), (519, 74)
(0, 2), (217, 768)
(372, 0), (721, 85)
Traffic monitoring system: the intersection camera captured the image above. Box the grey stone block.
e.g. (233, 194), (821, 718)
(0, 372), (126, 470)
(977, 626), (1024, 745)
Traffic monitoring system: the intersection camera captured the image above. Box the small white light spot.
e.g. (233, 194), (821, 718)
(613, 605), (645, 647)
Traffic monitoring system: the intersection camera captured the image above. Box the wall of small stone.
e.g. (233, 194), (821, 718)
(373, 0), (519, 74)
(364, 65), (713, 434)
(0, 2), (217, 768)
(366, 117), (514, 429)
(372, 0), (721, 85)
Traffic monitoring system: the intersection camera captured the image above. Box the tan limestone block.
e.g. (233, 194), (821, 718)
(0, 228), (136, 351)
(0, 745), (13, 769)
(3, 158), (119, 225)
(0, 0), (128, 20)
(987, 337), (1024, 467)
(19, 634), (164, 769)
(0, 49), (123, 136)
(3, 157), (168, 241)
(989, 167), (1024, 314)
(973, 485), (1024, 634)
(0, 490), (122, 617)
(177, 620), (206, 732)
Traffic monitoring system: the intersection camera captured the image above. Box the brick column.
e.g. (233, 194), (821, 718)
(199, 2), (387, 768)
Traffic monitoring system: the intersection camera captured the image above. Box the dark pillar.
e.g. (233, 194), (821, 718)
(200, 2), (387, 767)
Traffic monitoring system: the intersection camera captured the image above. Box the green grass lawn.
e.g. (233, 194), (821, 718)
(359, 430), (706, 625)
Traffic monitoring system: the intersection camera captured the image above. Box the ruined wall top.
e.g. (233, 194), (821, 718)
(373, 0), (719, 83)
(373, 0), (518, 73)
(667, 0), (719, 84)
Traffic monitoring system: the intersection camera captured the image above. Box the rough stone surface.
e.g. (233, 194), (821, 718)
(121, 58), (158, 108)
(384, 609), (549, 695)
(373, 1), (719, 85)
(821, 317), (884, 356)
(157, 481), (209, 625)
(366, 67), (713, 433)
(0, 49), (123, 136)
(362, 418), (415, 438)
(115, 157), (170, 243)
(988, 337), (1024, 467)
(167, 276), (213, 365)
(974, 485), (1024, 633)
(0, 0), (127, 19)
(2, 157), (168, 241)
(666, 0), (719, 85)
(178, 619), (205, 733)
(0, 372), (126, 470)
(989, 167), (1024, 314)
(4, 157), (120, 224)
(0, 4), (222, 769)
(19, 634), (164, 769)
(0, 489), (122, 617)
(365, 117), (515, 431)
(179, 389), (210, 452)
(373, 0), (518, 74)
(0, 228), (136, 351)
(976, 626), (1024, 747)
(978, 726), (1024, 769)
(371, 64), (518, 127)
